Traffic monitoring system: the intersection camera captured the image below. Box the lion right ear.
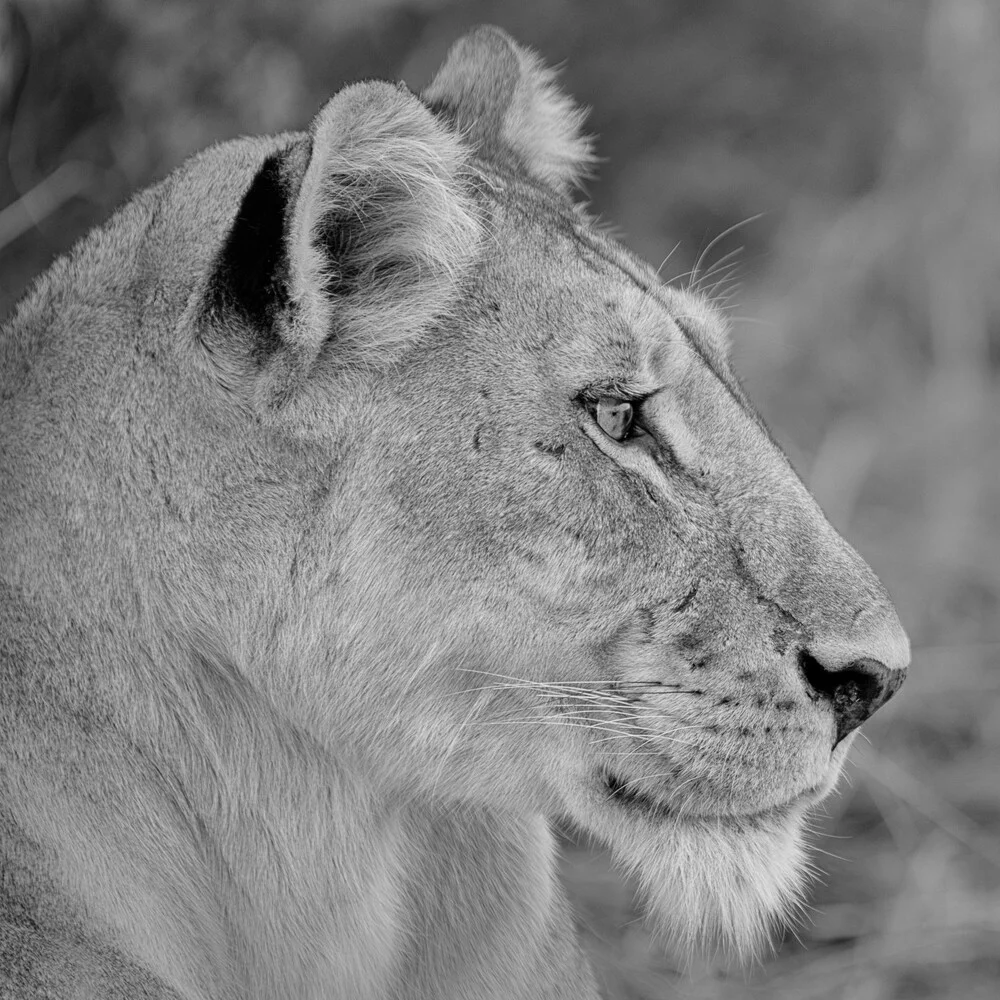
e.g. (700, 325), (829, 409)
(204, 81), (480, 395)
(423, 26), (596, 195)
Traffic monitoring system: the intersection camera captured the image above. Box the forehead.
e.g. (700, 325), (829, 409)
(485, 182), (733, 393)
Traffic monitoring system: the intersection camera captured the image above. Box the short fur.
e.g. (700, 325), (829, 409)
(0, 26), (908, 1000)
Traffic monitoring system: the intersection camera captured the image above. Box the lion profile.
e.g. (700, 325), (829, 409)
(0, 25), (908, 1000)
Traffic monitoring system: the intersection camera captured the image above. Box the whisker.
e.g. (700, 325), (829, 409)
(690, 247), (744, 293)
(470, 719), (578, 727)
(469, 718), (646, 739)
(457, 668), (692, 692)
(687, 213), (763, 289)
(631, 723), (705, 736)
(585, 727), (648, 743)
(540, 690), (630, 705)
(631, 688), (704, 697)
(453, 682), (633, 710)
(808, 844), (849, 863)
(534, 686), (702, 702)
(544, 710), (640, 724)
(588, 729), (700, 748)
(452, 682), (620, 700)
(495, 711), (633, 727)
(655, 241), (683, 277)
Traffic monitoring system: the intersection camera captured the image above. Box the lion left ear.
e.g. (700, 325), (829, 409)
(205, 81), (480, 393)
(285, 82), (482, 365)
(423, 25), (596, 195)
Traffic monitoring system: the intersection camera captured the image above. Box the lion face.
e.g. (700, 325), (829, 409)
(314, 170), (908, 952)
(253, 36), (908, 956)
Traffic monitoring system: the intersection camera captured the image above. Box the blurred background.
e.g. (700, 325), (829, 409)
(2, 0), (998, 996)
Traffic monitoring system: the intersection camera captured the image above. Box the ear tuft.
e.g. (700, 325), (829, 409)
(286, 81), (482, 365)
(423, 26), (596, 195)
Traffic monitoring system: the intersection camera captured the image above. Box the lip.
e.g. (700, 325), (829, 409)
(601, 768), (819, 823)
(603, 768), (675, 818)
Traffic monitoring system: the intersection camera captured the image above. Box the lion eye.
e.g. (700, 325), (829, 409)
(596, 397), (634, 441)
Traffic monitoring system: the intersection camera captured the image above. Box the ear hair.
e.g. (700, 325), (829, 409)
(285, 81), (482, 366)
(423, 25), (596, 195)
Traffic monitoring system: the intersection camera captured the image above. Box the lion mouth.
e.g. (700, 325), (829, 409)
(603, 768), (676, 819)
(601, 768), (812, 824)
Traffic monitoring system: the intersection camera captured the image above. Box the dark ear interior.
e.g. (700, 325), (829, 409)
(205, 140), (313, 366)
(210, 153), (289, 336)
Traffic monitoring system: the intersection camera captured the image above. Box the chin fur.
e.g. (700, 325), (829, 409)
(608, 808), (811, 962)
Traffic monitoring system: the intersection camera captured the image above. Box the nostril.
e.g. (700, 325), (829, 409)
(799, 651), (884, 705)
(799, 650), (903, 745)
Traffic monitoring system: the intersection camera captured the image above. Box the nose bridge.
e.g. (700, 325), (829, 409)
(741, 458), (909, 665)
(698, 384), (910, 675)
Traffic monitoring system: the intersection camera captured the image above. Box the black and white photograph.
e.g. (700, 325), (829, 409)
(2, 2), (998, 997)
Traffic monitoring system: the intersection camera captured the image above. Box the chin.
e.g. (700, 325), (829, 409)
(568, 780), (814, 962)
(627, 807), (810, 961)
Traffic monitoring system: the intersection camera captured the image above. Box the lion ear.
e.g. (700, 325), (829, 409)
(423, 25), (596, 194)
(205, 81), (480, 388)
(286, 82), (481, 364)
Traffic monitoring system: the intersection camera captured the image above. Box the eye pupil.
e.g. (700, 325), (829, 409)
(596, 397), (634, 441)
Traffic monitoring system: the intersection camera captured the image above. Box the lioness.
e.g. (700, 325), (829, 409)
(1, 25), (908, 1000)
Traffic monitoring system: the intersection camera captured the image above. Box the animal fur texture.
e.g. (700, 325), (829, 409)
(0, 25), (909, 1000)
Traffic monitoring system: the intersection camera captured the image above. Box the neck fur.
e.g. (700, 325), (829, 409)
(9, 630), (575, 999)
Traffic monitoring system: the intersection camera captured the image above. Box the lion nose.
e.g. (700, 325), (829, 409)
(800, 610), (910, 745)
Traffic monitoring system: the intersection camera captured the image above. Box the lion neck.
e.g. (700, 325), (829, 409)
(4, 607), (572, 999)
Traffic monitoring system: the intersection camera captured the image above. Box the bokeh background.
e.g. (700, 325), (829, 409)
(2, 0), (998, 996)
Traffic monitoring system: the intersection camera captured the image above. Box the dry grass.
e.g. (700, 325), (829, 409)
(2, 1), (998, 996)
